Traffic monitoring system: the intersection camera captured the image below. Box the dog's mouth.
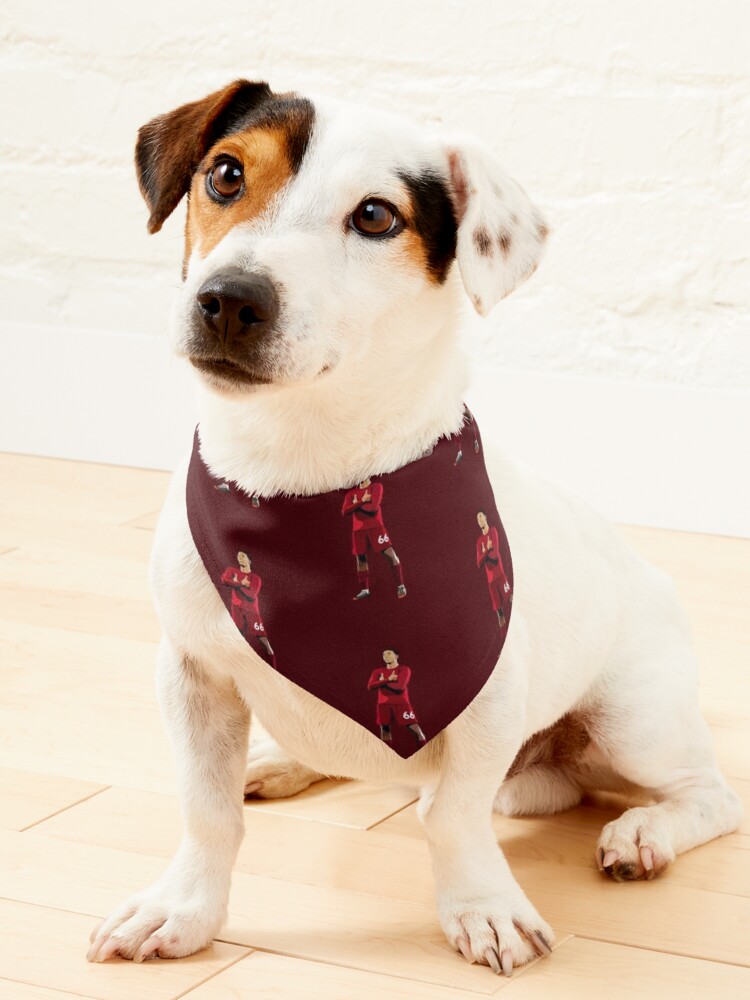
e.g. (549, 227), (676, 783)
(188, 355), (273, 387)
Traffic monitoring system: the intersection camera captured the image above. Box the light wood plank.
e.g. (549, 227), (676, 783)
(0, 511), (154, 562)
(185, 950), (514, 999)
(0, 539), (156, 602)
(0, 899), (249, 1000)
(499, 936), (750, 999)
(0, 581), (159, 643)
(381, 795), (750, 898)
(0, 829), (569, 994)
(35, 782), (750, 906)
(2, 454), (749, 996)
(0, 453), (169, 526)
(0, 982), (99, 1000)
(0, 766), (106, 831)
(375, 807), (750, 966)
(36, 787), (434, 902)
(242, 776), (417, 829)
(124, 510), (160, 531)
(0, 624), (172, 792)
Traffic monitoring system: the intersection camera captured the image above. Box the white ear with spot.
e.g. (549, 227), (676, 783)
(445, 135), (549, 316)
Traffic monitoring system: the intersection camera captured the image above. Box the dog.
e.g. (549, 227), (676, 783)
(86, 80), (742, 974)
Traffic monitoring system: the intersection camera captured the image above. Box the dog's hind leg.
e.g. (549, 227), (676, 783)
(87, 638), (250, 962)
(244, 734), (326, 798)
(493, 712), (589, 816)
(589, 646), (742, 881)
(495, 765), (582, 816)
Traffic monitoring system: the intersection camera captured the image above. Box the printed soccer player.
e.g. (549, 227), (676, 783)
(221, 551), (276, 666)
(367, 649), (426, 745)
(454, 412), (480, 465)
(341, 478), (406, 600)
(215, 481), (260, 506)
(476, 510), (511, 627)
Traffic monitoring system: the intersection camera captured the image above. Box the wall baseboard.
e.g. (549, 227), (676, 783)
(2, 322), (748, 537)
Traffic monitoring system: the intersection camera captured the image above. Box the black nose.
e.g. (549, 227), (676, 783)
(195, 269), (279, 348)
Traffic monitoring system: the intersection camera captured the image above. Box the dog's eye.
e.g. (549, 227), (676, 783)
(207, 158), (244, 201)
(350, 199), (400, 237)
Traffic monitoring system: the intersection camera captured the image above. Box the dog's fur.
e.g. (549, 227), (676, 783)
(88, 81), (742, 973)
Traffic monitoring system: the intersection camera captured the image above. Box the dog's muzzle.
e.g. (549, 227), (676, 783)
(195, 268), (279, 349)
(188, 268), (281, 385)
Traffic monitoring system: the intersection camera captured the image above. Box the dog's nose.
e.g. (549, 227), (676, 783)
(195, 269), (279, 347)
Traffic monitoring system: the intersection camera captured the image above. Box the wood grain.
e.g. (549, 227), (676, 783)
(0, 453), (747, 998)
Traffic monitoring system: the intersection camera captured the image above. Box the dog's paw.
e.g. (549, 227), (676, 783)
(244, 737), (324, 799)
(596, 806), (676, 881)
(86, 884), (224, 962)
(440, 893), (555, 975)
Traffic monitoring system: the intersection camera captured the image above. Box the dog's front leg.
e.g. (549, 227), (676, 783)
(87, 637), (249, 962)
(422, 693), (554, 976)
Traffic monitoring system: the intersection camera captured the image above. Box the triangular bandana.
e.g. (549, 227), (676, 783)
(186, 409), (513, 758)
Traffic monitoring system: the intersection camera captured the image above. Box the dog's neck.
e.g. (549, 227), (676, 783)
(195, 308), (468, 497)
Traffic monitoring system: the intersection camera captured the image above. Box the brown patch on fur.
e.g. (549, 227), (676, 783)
(473, 227), (493, 256)
(397, 228), (430, 274)
(186, 127), (294, 259)
(506, 712), (591, 780)
(537, 221), (549, 241)
(135, 80), (273, 234)
(498, 230), (513, 257)
(134, 80), (314, 246)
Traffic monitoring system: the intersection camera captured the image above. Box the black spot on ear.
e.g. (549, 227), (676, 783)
(399, 169), (458, 283)
(473, 228), (493, 256)
(498, 231), (513, 257)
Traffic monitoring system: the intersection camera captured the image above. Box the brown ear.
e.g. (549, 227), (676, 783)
(135, 79), (272, 234)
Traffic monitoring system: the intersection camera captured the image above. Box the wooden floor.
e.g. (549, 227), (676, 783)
(0, 452), (748, 1000)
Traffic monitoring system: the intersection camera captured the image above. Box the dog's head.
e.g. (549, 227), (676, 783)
(136, 80), (548, 393)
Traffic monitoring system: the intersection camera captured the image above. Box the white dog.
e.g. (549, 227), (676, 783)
(87, 80), (741, 975)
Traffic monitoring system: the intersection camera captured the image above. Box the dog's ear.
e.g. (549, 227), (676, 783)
(135, 80), (272, 234)
(444, 135), (549, 316)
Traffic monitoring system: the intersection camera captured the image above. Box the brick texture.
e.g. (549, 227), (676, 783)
(1, 0), (748, 388)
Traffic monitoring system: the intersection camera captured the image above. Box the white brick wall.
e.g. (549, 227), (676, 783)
(1, 0), (749, 531)
(3, 0), (749, 387)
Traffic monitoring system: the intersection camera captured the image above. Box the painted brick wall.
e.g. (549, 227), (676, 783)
(1, 0), (748, 389)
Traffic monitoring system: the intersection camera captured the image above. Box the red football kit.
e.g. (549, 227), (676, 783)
(221, 567), (267, 635)
(342, 483), (392, 555)
(367, 664), (419, 727)
(476, 527), (510, 611)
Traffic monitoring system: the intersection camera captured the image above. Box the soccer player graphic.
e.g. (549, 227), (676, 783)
(341, 478), (406, 600)
(221, 551), (276, 666)
(454, 412), (481, 465)
(367, 649), (426, 745)
(476, 510), (511, 627)
(214, 481), (261, 506)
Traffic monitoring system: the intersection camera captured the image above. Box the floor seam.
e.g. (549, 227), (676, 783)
(19, 785), (113, 833)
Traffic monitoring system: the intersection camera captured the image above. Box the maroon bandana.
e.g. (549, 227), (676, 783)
(186, 410), (513, 759)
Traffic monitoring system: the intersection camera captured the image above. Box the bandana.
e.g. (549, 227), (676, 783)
(186, 409), (513, 758)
